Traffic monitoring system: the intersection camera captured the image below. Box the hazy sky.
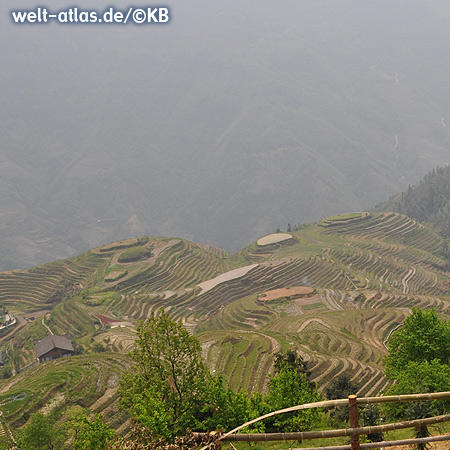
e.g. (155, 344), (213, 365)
(2, 1), (450, 268)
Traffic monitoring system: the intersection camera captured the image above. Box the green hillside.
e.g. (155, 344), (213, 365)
(1, 213), (450, 439)
(376, 165), (450, 238)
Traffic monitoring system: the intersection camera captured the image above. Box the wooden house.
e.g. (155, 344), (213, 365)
(33, 335), (74, 363)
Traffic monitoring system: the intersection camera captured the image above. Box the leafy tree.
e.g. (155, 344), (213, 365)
(110, 419), (198, 450)
(17, 413), (63, 450)
(199, 375), (255, 432)
(384, 360), (450, 419)
(325, 373), (359, 400)
(71, 413), (114, 450)
(359, 405), (384, 443)
(384, 307), (450, 378)
(384, 308), (450, 449)
(119, 310), (210, 440)
(383, 360), (450, 450)
(265, 367), (322, 432)
(274, 350), (310, 378)
(325, 373), (360, 426)
(120, 313), (324, 439)
(325, 374), (383, 440)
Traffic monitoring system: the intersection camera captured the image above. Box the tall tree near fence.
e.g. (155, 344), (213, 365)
(384, 307), (450, 449)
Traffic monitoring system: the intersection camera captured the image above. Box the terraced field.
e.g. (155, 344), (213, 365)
(0, 353), (129, 433)
(1, 212), (450, 437)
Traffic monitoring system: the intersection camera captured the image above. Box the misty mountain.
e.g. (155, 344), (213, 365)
(376, 165), (450, 237)
(2, 0), (450, 269)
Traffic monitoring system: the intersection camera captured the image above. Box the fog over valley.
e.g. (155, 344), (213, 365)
(2, 0), (450, 269)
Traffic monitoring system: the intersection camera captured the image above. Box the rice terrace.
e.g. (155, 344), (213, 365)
(0, 211), (450, 439)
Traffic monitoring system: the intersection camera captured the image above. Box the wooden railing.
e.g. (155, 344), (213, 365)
(195, 391), (450, 450)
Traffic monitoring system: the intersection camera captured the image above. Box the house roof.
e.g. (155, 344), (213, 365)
(33, 335), (74, 358)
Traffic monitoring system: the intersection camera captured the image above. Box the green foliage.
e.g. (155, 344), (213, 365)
(325, 373), (360, 425)
(70, 413), (114, 450)
(359, 405), (384, 442)
(200, 375), (257, 432)
(325, 373), (359, 400)
(118, 247), (152, 263)
(17, 412), (65, 450)
(93, 342), (106, 353)
(384, 308), (450, 378)
(119, 310), (209, 440)
(273, 350), (310, 378)
(264, 367), (322, 432)
(0, 364), (12, 379)
(384, 307), (450, 447)
(384, 360), (450, 419)
(119, 313), (324, 439)
(377, 165), (450, 238)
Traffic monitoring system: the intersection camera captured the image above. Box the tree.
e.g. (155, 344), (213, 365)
(383, 360), (450, 450)
(325, 373), (359, 400)
(384, 308), (450, 449)
(265, 366), (322, 432)
(360, 405), (384, 443)
(274, 350), (310, 377)
(119, 310), (210, 440)
(71, 413), (114, 450)
(325, 373), (360, 426)
(199, 375), (255, 432)
(17, 413), (63, 450)
(384, 307), (450, 378)
(384, 360), (450, 419)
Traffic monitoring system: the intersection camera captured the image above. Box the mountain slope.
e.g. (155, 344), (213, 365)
(1, 212), (450, 436)
(376, 165), (450, 237)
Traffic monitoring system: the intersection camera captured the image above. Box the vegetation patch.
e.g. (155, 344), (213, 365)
(117, 246), (152, 263)
(97, 237), (149, 253)
(302, 302), (324, 311)
(319, 212), (371, 227)
(105, 271), (128, 282)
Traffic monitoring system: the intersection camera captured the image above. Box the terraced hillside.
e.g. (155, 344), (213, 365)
(1, 212), (450, 437)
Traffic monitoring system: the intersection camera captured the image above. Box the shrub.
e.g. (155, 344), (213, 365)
(118, 247), (152, 263)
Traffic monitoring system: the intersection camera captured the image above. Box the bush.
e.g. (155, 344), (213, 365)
(118, 247), (152, 263)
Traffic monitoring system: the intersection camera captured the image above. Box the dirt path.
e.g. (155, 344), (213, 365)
(42, 316), (53, 335)
(0, 314), (27, 345)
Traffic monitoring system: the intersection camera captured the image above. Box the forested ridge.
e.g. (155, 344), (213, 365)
(377, 166), (450, 237)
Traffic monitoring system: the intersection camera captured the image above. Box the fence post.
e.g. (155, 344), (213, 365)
(349, 395), (360, 450)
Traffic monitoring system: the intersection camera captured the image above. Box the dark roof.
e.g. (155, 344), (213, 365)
(33, 335), (74, 358)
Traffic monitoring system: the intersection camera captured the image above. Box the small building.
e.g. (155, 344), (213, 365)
(33, 335), (74, 363)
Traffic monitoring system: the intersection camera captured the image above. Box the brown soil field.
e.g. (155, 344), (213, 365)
(259, 286), (315, 302)
(94, 314), (123, 326)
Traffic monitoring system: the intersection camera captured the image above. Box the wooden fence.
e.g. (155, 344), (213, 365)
(195, 391), (450, 450)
